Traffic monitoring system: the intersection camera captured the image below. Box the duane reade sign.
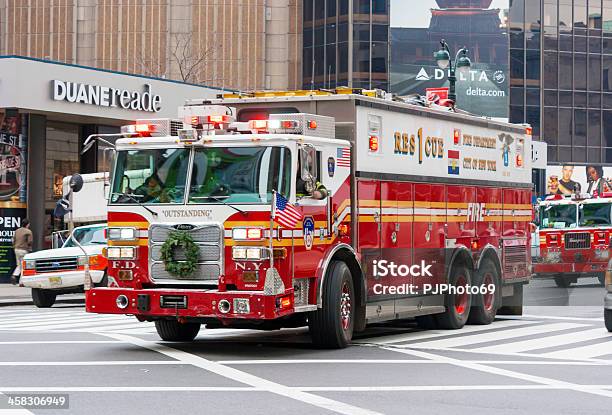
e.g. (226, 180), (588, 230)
(51, 80), (162, 112)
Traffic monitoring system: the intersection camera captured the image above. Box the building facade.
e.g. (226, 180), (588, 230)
(0, 0), (302, 91)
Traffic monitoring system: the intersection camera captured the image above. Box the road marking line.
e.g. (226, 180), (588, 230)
(0, 387), (259, 392)
(0, 341), (125, 345)
(543, 340), (612, 360)
(217, 359), (612, 366)
(477, 327), (612, 354)
(0, 311), (89, 322)
(402, 322), (587, 349)
(506, 314), (604, 322)
(101, 332), (383, 415)
(297, 384), (612, 391)
(354, 319), (531, 345)
(0, 361), (181, 366)
(0, 316), (130, 329)
(375, 345), (612, 399)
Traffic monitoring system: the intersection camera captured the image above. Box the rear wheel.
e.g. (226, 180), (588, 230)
(468, 259), (500, 325)
(436, 264), (472, 330)
(308, 261), (354, 349)
(154, 320), (201, 341)
(554, 275), (572, 288)
(31, 288), (56, 308)
(605, 309), (612, 332)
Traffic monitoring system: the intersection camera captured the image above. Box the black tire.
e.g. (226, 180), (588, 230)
(468, 259), (500, 325)
(605, 309), (612, 332)
(415, 314), (438, 330)
(31, 288), (57, 308)
(435, 264), (472, 329)
(554, 276), (572, 288)
(597, 274), (606, 287)
(154, 320), (201, 341)
(308, 261), (354, 349)
(498, 284), (524, 316)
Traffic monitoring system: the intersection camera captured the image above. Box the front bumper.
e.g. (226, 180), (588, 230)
(21, 270), (105, 289)
(86, 287), (295, 320)
(533, 262), (607, 277)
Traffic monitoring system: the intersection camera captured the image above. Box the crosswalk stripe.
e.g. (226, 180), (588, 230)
(542, 340), (612, 360)
(9, 317), (138, 331)
(397, 322), (586, 349)
(0, 315), (126, 329)
(477, 327), (612, 354)
(77, 322), (156, 332)
(355, 319), (531, 345)
(0, 311), (87, 322)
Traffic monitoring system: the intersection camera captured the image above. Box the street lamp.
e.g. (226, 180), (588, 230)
(434, 39), (471, 106)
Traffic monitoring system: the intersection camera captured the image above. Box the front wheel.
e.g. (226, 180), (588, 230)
(308, 261), (354, 349)
(154, 320), (201, 341)
(31, 288), (57, 308)
(597, 274), (606, 287)
(605, 309), (612, 332)
(435, 264), (472, 329)
(554, 275), (572, 288)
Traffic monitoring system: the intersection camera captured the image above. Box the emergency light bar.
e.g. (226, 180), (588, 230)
(121, 123), (156, 136)
(248, 119), (300, 132)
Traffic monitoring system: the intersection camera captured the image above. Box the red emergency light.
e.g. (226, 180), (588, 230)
(121, 123), (157, 137)
(369, 136), (379, 152)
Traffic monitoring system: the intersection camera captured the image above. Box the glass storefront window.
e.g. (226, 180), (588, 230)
(589, 55), (602, 91)
(544, 107), (559, 144)
(559, 108), (573, 145)
(327, 0), (336, 17)
(574, 109), (587, 146)
(46, 122), (79, 210)
(559, 0), (573, 32)
(575, 53), (588, 90)
(574, 0), (588, 28)
(588, 110), (602, 146)
(559, 52), (574, 89)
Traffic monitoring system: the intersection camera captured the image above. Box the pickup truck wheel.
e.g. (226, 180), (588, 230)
(95, 271), (108, 288)
(605, 309), (612, 332)
(154, 320), (201, 341)
(435, 265), (472, 330)
(468, 259), (500, 325)
(31, 288), (56, 308)
(308, 261), (354, 349)
(554, 276), (572, 288)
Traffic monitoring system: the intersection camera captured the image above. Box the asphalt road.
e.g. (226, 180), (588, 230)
(0, 279), (610, 415)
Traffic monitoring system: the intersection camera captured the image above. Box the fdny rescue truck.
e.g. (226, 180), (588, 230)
(83, 90), (533, 348)
(534, 193), (611, 287)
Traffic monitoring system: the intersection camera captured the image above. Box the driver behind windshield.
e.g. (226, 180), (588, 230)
(134, 174), (166, 203)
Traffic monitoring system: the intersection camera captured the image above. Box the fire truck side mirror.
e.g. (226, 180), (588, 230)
(299, 145), (318, 193)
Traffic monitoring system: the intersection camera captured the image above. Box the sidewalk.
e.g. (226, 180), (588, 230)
(0, 284), (84, 307)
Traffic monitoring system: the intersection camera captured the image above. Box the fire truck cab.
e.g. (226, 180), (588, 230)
(84, 89), (534, 348)
(534, 193), (612, 287)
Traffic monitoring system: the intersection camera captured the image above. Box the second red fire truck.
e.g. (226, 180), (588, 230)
(534, 193), (612, 287)
(83, 89), (533, 348)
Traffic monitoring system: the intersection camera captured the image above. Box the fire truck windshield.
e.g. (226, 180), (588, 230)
(188, 146), (291, 204)
(579, 202), (612, 227)
(541, 204), (578, 229)
(110, 148), (190, 205)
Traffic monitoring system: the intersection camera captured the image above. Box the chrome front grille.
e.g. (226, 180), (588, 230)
(149, 223), (223, 284)
(564, 232), (591, 250)
(502, 242), (528, 276)
(35, 257), (78, 273)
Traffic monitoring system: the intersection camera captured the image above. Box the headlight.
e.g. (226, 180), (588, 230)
(107, 227), (137, 241)
(232, 246), (269, 261)
(107, 246), (137, 260)
(77, 256), (87, 266)
(24, 259), (36, 270)
(232, 227), (264, 241)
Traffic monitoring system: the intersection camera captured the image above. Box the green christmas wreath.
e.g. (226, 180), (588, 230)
(160, 231), (199, 277)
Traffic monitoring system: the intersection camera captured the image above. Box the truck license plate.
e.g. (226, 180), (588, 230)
(48, 277), (62, 287)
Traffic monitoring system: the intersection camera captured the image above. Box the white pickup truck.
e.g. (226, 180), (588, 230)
(21, 224), (107, 307)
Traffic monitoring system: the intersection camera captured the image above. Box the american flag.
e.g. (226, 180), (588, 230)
(273, 192), (303, 229)
(337, 147), (351, 167)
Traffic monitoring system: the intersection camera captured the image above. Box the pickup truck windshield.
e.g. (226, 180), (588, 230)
(579, 202), (612, 227)
(110, 148), (190, 204)
(541, 204), (578, 229)
(188, 147), (291, 204)
(63, 226), (106, 248)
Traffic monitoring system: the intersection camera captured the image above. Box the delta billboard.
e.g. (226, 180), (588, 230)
(390, 0), (510, 120)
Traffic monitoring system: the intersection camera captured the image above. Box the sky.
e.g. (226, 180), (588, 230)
(390, 0), (509, 28)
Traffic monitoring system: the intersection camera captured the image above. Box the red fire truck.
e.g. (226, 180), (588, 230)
(533, 193), (611, 287)
(83, 90), (533, 348)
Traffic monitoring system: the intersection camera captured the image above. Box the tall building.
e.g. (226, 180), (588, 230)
(302, 0), (389, 90)
(508, 0), (612, 166)
(0, 0), (303, 91)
